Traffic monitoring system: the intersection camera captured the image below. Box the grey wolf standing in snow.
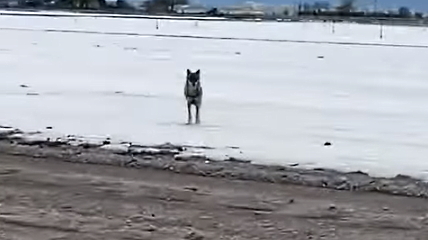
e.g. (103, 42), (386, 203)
(184, 69), (203, 124)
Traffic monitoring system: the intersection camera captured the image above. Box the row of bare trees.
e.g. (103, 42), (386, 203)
(56, 0), (105, 9)
(142, 0), (188, 13)
(56, 0), (187, 11)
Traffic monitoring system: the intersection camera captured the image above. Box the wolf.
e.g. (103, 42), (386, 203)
(184, 69), (203, 124)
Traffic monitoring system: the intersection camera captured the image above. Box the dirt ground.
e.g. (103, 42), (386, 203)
(1, 153), (428, 240)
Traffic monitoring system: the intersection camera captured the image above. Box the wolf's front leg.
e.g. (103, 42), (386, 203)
(195, 105), (200, 124)
(187, 103), (192, 124)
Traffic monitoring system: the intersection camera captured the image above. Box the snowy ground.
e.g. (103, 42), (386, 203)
(1, 13), (428, 179)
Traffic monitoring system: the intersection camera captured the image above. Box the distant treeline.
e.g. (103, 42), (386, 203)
(298, 10), (424, 19)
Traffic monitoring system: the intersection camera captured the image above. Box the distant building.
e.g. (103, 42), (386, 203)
(254, 5), (291, 17)
(174, 4), (208, 14)
(218, 4), (264, 18)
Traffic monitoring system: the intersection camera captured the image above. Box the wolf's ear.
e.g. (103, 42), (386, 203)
(195, 69), (200, 76)
(187, 69), (191, 75)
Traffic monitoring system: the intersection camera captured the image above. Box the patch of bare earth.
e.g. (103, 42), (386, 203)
(0, 145), (428, 240)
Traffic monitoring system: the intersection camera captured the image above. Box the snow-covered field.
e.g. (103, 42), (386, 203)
(1, 12), (428, 179)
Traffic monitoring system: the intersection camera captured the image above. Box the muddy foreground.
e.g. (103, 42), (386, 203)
(0, 133), (428, 239)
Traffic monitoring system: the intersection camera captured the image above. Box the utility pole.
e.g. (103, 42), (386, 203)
(332, 20), (335, 34)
